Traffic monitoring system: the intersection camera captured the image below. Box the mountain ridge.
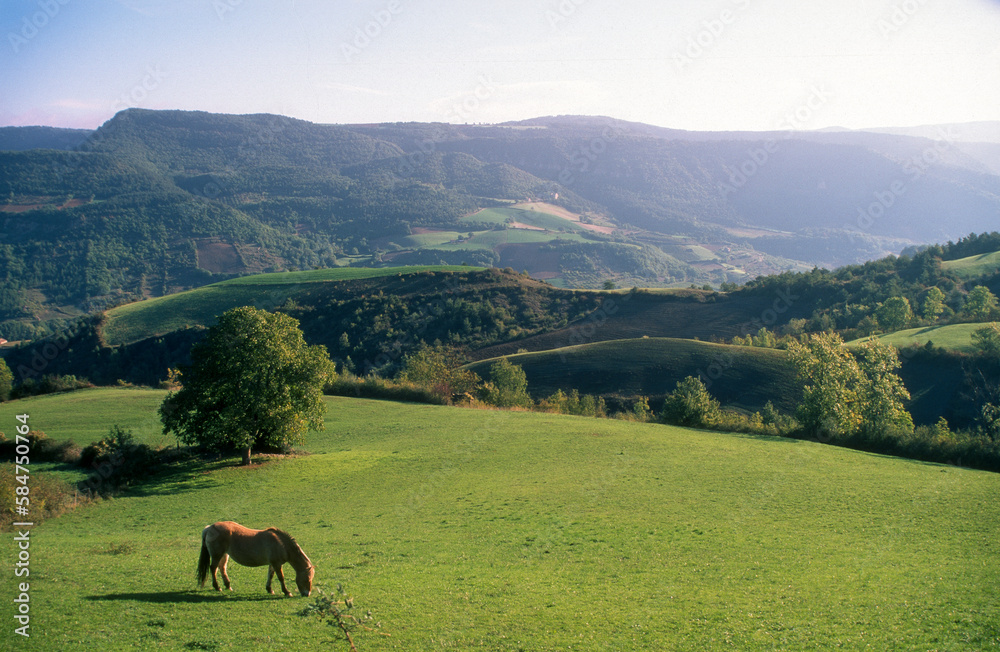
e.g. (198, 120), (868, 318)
(2, 109), (999, 339)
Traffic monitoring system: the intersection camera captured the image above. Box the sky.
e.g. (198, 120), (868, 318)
(1, 0), (999, 132)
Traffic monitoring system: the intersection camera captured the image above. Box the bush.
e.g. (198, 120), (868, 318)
(481, 359), (532, 409)
(325, 373), (447, 405)
(539, 389), (606, 417)
(10, 374), (93, 399)
(0, 359), (12, 402)
(660, 376), (721, 428)
(77, 425), (170, 495)
(0, 464), (82, 530)
(0, 430), (79, 463)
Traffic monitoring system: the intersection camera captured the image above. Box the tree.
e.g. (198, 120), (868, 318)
(972, 323), (1000, 358)
(398, 345), (480, 398)
(159, 307), (335, 465)
(921, 286), (946, 320)
(789, 333), (912, 440)
(0, 358), (12, 402)
(854, 338), (913, 438)
(875, 296), (913, 332)
(481, 358), (532, 408)
(789, 332), (864, 439)
(660, 376), (720, 427)
(964, 286), (1000, 321)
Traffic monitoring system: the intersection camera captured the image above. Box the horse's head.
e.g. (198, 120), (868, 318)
(296, 565), (315, 597)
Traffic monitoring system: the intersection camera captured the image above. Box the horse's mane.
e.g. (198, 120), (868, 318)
(267, 527), (312, 568)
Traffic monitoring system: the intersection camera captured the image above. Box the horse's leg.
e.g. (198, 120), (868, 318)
(209, 552), (223, 591)
(219, 553), (233, 591)
(266, 566), (275, 595)
(272, 563), (292, 597)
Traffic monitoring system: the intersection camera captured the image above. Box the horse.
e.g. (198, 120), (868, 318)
(197, 521), (315, 597)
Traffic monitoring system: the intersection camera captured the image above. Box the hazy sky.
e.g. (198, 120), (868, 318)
(2, 0), (999, 131)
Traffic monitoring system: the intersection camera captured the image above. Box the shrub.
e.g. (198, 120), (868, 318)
(481, 359), (532, 408)
(78, 425), (170, 495)
(10, 374), (93, 399)
(660, 376), (720, 428)
(0, 430), (79, 463)
(0, 464), (82, 530)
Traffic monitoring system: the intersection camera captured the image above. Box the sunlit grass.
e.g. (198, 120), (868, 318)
(1, 391), (998, 650)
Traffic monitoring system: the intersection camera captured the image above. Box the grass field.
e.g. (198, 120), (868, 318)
(101, 266), (476, 347)
(464, 207), (589, 234)
(848, 323), (994, 353)
(2, 390), (998, 650)
(466, 338), (802, 412)
(941, 250), (1000, 280)
(431, 229), (589, 252)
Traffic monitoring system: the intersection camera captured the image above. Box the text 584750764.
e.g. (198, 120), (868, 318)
(12, 413), (33, 638)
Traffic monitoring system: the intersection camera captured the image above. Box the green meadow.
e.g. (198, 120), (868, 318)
(2, 390), (999, 650)
(941, 251), (1000, 280)
(465, 207), (589, 234)
(849, 323), (994, 354)
(101, 266), (475, 347)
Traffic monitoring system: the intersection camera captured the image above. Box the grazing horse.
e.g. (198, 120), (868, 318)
(197, 521), (315, 597)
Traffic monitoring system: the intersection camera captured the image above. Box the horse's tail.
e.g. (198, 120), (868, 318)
(197, 528), (211, 587)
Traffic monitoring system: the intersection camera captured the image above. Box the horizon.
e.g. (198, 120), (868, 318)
(5, 108), (1000, 136)
(2, 1), (999, 133)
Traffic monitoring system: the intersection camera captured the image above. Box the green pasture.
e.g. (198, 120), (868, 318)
(467, 338), (801, 412)
(464, 207), (588, 234)
(662, 244), (718, 263)
(101, 266), (475, 347)
(435, 229), (588, 251)
(941, 250), (1000, 280)
(0, 388), (169, 448)
(1, 390), (998, 650)
(392, 232), (465, 248)
(849, 322), (993, 353)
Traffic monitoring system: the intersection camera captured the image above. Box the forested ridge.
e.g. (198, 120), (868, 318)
(3, 109), (1000, 342)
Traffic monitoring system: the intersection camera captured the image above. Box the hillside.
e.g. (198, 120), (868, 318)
(467, 337), (803, 414)
(942, 250), (1000, 280)
(4, 109), (1000, 339)
(470, 287), (814, 360)
(5, 244), (999, 431)
(1, 391), (998, 650)
(3, 267), (614, 385)
(101, 265), (479, 347)
(848, 323), (990, 354)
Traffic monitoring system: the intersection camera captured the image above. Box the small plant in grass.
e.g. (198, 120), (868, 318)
(299, 585), (387, 651)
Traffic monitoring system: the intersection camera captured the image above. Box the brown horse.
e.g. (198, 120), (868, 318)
(197, 521), (315, 597)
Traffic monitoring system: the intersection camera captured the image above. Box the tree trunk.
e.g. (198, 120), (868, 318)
(241, 445), (252, 466)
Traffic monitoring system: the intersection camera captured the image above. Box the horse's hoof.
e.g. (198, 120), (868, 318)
(283, 592), (292, 598)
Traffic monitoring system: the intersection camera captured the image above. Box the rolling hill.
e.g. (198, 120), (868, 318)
(941, 250), (1000, 280)
(5, 249), (998, 430)
(4, 109), (1000, 340)
(100, 265), (479, 347)
(467, 337), (803, 414)
(849, 323), (993, 354)
(1, 391), (999, 650)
